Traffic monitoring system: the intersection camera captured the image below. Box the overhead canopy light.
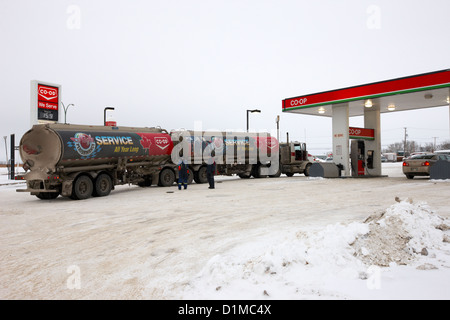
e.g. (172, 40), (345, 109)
(318, 107), (325, 114)
(364, 100), (373, 108)
(387, 104), (396, 111)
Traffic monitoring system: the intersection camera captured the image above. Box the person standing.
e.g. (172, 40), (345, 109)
(178, 157), (189, 190)
(206, 151), (216, 189)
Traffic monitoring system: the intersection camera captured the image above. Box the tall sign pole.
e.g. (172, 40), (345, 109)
(10, 134), (15, 180)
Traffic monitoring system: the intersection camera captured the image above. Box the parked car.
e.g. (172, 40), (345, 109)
(314, 155), (327, 162)
(402, 153), (450, 179)
(381, 155), (387, 162)
(435, 150), (450, 156)
(405, 152), (428, 160)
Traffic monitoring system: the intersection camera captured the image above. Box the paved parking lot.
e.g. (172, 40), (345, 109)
(0, 163), (449, 299)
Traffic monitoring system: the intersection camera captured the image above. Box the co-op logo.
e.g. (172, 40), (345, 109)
(266, 137), (279, 149)
(290, 98), (308, 106)
(349, 128), (362, 136)
(155, 137), (170, 150)
(38, 85), (58, 101)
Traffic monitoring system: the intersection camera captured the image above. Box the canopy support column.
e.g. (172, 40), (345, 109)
(364, 103), (382, 176)
(332, 103), (350, 176)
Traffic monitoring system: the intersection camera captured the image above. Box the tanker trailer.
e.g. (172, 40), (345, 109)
(17, 123), (175, 200)
(170, 130), (279, 182)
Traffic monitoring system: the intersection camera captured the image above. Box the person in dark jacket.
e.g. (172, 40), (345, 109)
(206, 151), (216, 189)
(178, 157), (189, 190)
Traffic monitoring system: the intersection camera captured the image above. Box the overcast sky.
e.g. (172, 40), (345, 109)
(1, 0), (449, 158)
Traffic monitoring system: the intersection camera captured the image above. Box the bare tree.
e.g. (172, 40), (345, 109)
(438, 140), (450, 150)
(419, 142), (434, 153)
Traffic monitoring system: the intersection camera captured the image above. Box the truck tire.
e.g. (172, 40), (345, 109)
(285, 173), (294, 177)
(36, 192), (60, 200)
(187, 167), (194, 184)
(158, 168), (175, 187)
(94, 173), (112, 197)
(252, 165), (267, 178)
(238, 172), (251, 179)
(72, 175), (93, 200)
(304, 163), (312, 176)
(269, 164), (281, 178)
(138, 175), (153, 187)
(194, 166), (208, 184)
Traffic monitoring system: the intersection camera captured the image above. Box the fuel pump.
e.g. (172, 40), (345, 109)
(350, 140), (365, 176)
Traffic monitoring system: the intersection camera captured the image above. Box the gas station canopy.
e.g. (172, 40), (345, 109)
(281, 69), (450, 178)
(282, 69), (450, 117)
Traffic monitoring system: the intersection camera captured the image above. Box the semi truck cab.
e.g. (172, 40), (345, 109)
(279, 141), (311, 177)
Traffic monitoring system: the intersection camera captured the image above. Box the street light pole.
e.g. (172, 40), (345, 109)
(104, 107), (115, 126)
(246, 109), (261, 132)
(61, 102), (74, 124)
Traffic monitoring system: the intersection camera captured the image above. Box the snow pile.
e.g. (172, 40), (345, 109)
(353, 198), (448, 267)
(182, 200), (450, 299)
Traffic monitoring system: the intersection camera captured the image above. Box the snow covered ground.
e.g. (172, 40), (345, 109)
(0, 163), (449, 300)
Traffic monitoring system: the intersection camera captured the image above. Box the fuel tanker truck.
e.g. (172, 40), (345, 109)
(17, 123), (176, 200)
(17, 124), (311, 200)
(170, 130), (280, 181)
(170, 130), (312, 181)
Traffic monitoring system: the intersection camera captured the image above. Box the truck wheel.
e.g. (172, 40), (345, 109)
(252, 165), (267, 178)
(158, 168), (175, 187)
(72, 175), (93, 200)
(269, 164), (281, 178)
(285, 173), (294, 177)
(94, 173), (112, 197)
(194, 166), (208, 184)
(138, 175), (152, 187)
(304, 163), (312, 176)
(238, 173), (251, 179)
(36, 192), (59, 200)
(187, 167), (194, 184)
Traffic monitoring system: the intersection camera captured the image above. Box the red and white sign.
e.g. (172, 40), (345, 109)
(137, 133), (174, 156)
(349, 127), (374, 140)
(30, 80), (62, 126)
(38, 85), (58, 101)
(256, 136), (279, 154)
(105, 121), (117, 127)
(36, 83), (60, 122)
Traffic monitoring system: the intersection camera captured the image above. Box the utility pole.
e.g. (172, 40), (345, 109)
(432, 137), (438, 153)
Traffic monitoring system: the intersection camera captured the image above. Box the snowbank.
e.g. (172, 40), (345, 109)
(182, 200), (450, 300)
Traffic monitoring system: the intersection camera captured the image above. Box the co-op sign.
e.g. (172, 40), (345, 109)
(289, 98), (308, 106)
(30, 80), (62, 126)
